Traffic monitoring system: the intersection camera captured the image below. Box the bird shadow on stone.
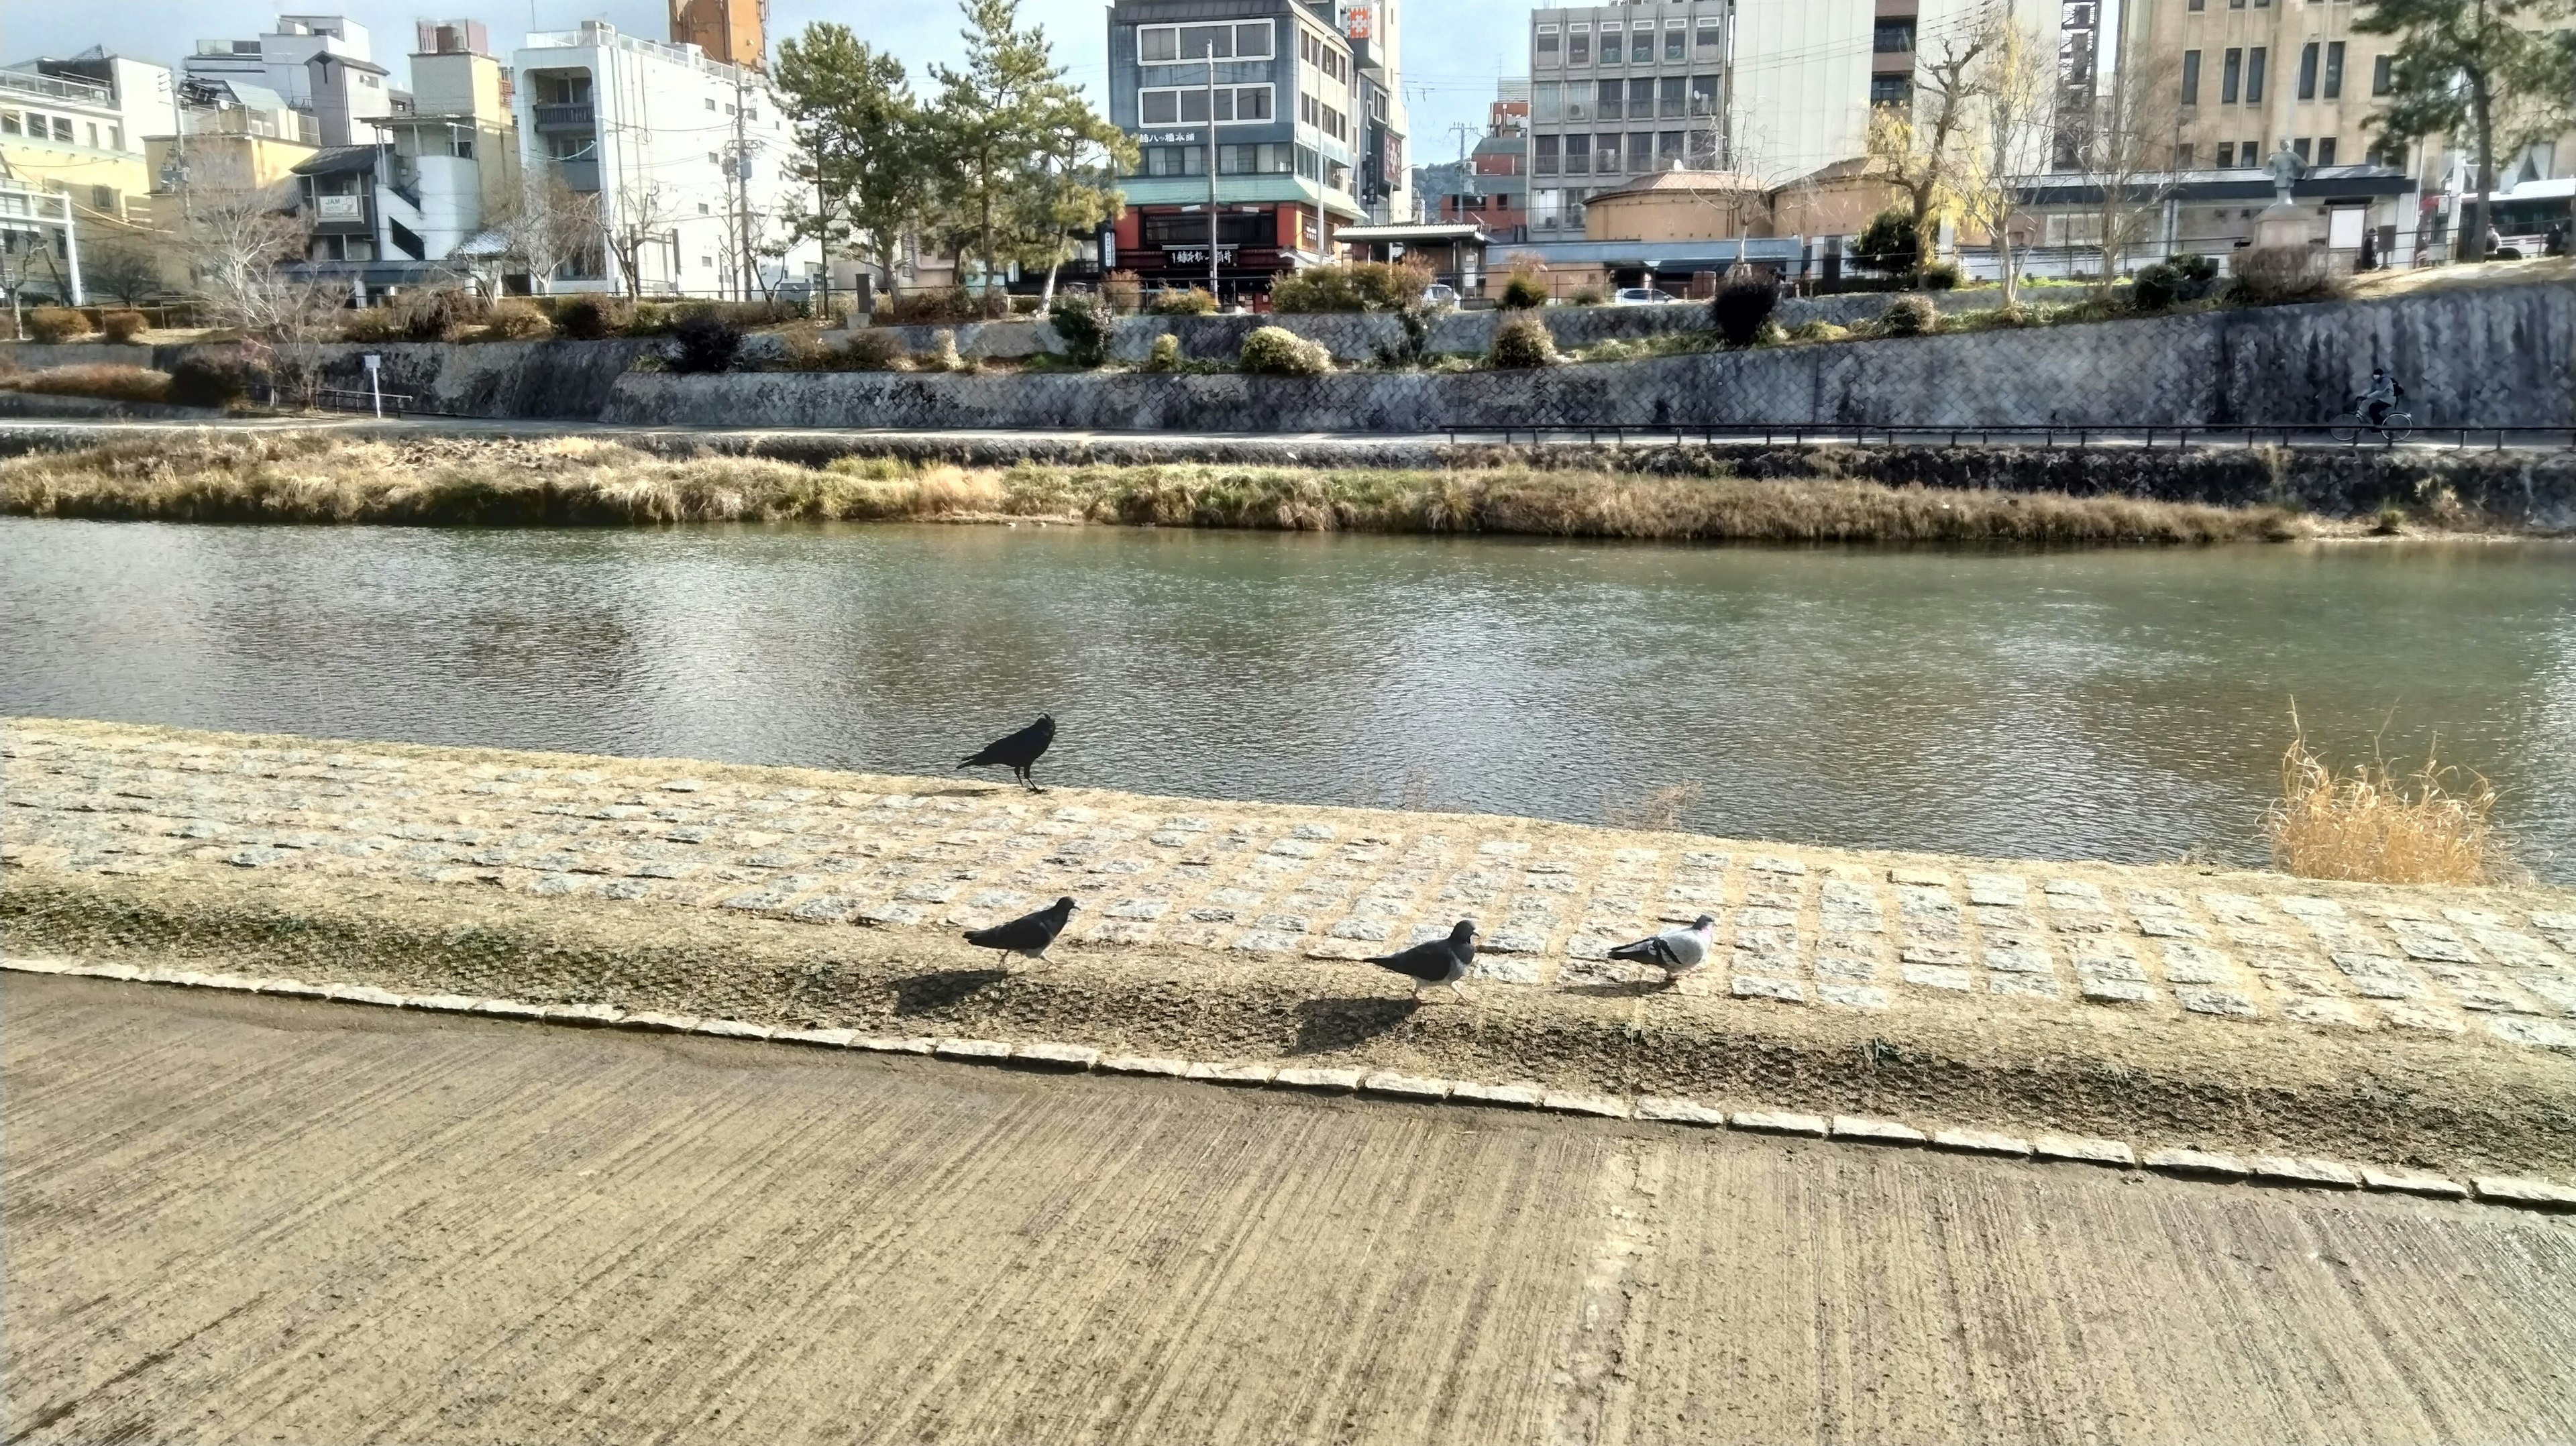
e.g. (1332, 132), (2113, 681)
(1291, 997), (1419, 1055)
(1558, 980), (1674, 999)
(890, 967), (1010, 1015)
(918, 785), (1002, 799)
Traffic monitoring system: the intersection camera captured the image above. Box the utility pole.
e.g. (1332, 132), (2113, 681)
(1447, 121), (1479, 222)
(731, 61), (754, 300)
(1206, 56), (1220, 298)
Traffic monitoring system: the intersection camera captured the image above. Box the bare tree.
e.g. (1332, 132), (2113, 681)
(1956, 17), (2057, 308)
(1865, 33), (1991, 286)
(601, 180), (676, 300)
(494, 170), (600, 296)
(85, 244), (166, 305)
(2057, 48), (2185, 287)
(179, 183), (337, 341)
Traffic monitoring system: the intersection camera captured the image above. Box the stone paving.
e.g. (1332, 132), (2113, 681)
(8, 720), (2576, 1058)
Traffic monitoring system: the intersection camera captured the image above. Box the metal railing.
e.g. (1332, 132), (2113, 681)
(311, 387), (417, 416)
(1436, 423), (2576, 452)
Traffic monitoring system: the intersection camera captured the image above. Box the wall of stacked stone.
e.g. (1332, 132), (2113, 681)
(606, 282), (2576, 433)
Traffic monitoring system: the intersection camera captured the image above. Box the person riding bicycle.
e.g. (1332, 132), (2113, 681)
(2359, 368), (2404, 427)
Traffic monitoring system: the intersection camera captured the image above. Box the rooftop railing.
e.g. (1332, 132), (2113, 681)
(0, 68), (114, 106)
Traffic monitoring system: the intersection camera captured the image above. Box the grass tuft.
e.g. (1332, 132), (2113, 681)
(0, 365), (174, 405)
(2263, 710), (2511, 885)
(1605, 781), (1705, 831)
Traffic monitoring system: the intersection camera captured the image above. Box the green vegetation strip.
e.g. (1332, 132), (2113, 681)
(0, 433), (2296, 544)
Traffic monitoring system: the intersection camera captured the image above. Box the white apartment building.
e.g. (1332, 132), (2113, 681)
(512, 21), (819, 298)
(184, 15), (393, 148)
(0, 50), (176, 229)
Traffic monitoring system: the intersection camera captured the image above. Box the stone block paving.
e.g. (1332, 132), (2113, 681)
(7, 722), (2576, 1059)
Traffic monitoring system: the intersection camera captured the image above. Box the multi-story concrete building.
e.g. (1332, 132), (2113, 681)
(1525, 2), (1731, 235)
(184, 15), (394, 148)
(0, 50), (175, 231)
(1104, 0), (1375, 296)
(512, 20), (816, 297)
(1342, 1), (1412, 223)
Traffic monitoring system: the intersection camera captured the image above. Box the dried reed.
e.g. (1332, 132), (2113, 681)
(1606, 781), (1705, 832)
(2262, 713), (2508, 885)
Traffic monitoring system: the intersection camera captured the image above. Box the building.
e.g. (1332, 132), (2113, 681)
(512, 20), (818, 298)
(671, 0), (768, 70)
(1342, 1), (1411, 223)
(1525, 2), (1730, 237)
(1104, 0), (1375, 297)
(140, 80), (321, 295)
(276, 23), (521, 301)
(0, 50), (175, 233)
(1420, 87), (1529, 238)
(184, 15), (394, 148)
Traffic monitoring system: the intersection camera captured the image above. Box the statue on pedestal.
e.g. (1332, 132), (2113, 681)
(2264, 142), (2307, 206)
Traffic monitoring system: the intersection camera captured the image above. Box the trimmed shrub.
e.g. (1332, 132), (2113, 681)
(1271, 260), (1436, 314)
(1149, 286), (1219, 316)
(555, 296), (612, 340)
(1878, 294), (1938, 337)
(400, 288), (485, 342)
(1238, 325), (1332, 376)
(486, 300), (551, 339)
(625, 301), (674, 335)
(1710, 266), (1779, 348)
(167, 354), (263, 408)
(1048, 294), (1114, 367)
(1570, 285), (1607, 305)
(1921, 260), (1961, 290)
(1788, 319), (1849, 342)
(25, 307), (87, 343)
(1854, 209), (1919, 275)
(1487, 314), (1560, 368)
(1499, 270), (1549, 309)
(878, 287), (974, 326)
(1142, 333), (1183, 372)
(668, 308), (744, 374)
(339, 308), (406, 342)
(99, 310), (150, 344)
(841, 330), (907, 371)
(2167, 252), (2219, 284)
(2226, 245), (2342, 304)
(1101, 271), (1143, 315)
(2131, 262), (2182, 311)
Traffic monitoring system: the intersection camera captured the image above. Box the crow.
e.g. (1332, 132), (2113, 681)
(960, 714), (1055, 791)
(1364, 920), (1478, 1003)
(1607, 914), (1716, 987)
(963, 896), (1078, 969)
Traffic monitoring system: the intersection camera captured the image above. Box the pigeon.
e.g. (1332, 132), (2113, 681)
(1364, 920), (1478, 1003)
(1607, 914), (1716, 987)
(959, 714), (1055, 791)
(963, 896), (1078, 969)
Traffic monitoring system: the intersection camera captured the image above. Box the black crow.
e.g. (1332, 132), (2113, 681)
(960, 714), (1056, 791)
(1364, 920), (1478, 1003)
(963, 896), (1078, 968)
(1607, 915), (1717, 987)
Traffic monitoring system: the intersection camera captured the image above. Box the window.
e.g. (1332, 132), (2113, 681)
(548, 133), (596, 160)
(2215, 140), (2235, 166)
(1140, 85), (1273, 125)
(1689, 74), (1718, 115)
(1137, 22), (1273, 61)
(1658, 131), (1683, 166)
(1869, 75), (1911, 107)
(2182, 50), (2201, 104)
(2247, 46), (2266, 101)
(1326, 159), (1348, 190)
(2189, 0), (2204, 10)
(1629, 79), (1654, 116)
(1874, 21), (1916, 52)
(1569, 32), (1590, 64)
(1629, 131), (1654, 172)
(1631, 32), (1656, 62)
(1695, 21), (1721, 53)
(2177, 142), (2196, 166)
(2222, 47), (2242, 102)
(1664, 25), (1684, 61)
(1295, 144), (1319, 179)
(52, 117), (72, 142)
(1142, 145), (1205, 176)
(2298, 42), (2317, 99)
(1566, 83), (1591, 121)
(1595, 132), (1621, 173)
(2371, 54), (2391, 94)
(1599, 79), (1622, 119)
(1565, 133), (1590, 174)
(1537, 30), (1560, 64)
(1535, 82), (1562, 123)
(2324, 41), (2344, 97)
(1536, 134), (1560, 174)
(2315, 137), (2337, 164)
(2365, 140), (2404, 167)
(699, 201), (711, 214)
(706, 97), (717, 110)
(85, 122), (99, 148)
(1219, 142), (1293, 174)
(1659, 75), (1684, 116)
(2293, 136), (2311, 162)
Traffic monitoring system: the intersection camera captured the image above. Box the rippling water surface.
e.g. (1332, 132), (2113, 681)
(5, 519), (2571, 879)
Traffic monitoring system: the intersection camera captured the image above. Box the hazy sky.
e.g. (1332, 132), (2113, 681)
(11, 1), (1521, 175)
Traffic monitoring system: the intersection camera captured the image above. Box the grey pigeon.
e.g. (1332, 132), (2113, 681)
(961, 714), (1055, 791)
(1364, 920), (1478, 1003)
(1607, 915), (1716, 986)
(963, 896), (1077, 968)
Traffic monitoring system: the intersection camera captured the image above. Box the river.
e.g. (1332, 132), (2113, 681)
(4, 519), (2569, 879)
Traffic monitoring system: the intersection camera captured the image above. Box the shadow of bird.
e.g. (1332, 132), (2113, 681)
(959, 714), (1056, 792)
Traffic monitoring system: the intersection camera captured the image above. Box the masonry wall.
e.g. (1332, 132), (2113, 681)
(607, 282), (2576, 433)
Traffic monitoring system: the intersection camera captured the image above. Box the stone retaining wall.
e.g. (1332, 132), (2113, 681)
(606, 282), (2576, 433)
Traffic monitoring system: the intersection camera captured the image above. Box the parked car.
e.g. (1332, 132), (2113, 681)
(1419, 283), (1460, 308)
(1613, 287), (1682, 304)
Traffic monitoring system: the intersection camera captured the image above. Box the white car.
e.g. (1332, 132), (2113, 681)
(1419, 283), (1460, 307)
(1614, 287), (1682, 304)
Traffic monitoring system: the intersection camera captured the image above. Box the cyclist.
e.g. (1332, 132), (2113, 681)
(2359, 368), (2404, 428)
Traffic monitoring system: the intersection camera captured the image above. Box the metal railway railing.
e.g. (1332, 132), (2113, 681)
(1438, 424), (2576, 452)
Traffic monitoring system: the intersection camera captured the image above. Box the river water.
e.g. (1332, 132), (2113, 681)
(5, 518), (2570, 879)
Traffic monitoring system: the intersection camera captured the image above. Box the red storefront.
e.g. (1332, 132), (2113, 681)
(1112, 203), (1330, 297)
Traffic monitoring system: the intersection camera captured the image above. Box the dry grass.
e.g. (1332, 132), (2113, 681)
(0, 365), (173, 405)
(2263, 714), (2511, 885)
(0, 433), (2301, 545)
(1605, 781), (1705, 831)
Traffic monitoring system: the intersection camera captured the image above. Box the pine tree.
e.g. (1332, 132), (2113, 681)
(773, 25), (928, 296)
(2355, 0), (2571, 262)
(930, 0), (1077, 314)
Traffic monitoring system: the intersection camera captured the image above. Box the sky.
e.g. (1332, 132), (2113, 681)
(14, 1), (1523, 176)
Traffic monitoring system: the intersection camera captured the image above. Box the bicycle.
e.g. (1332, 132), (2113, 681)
(2329, 398), (2414, 445)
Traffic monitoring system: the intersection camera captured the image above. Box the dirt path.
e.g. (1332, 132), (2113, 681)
(7, 972), (2573, 1446)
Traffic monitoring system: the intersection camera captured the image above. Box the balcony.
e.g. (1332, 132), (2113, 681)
(533, 102), (595, 131)
(553, 158), (599, 192)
